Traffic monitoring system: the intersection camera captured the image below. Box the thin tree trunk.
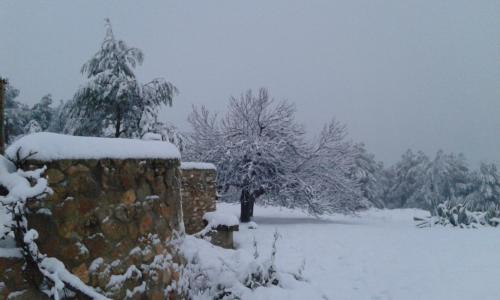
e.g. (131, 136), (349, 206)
(0, 78), (6, 155)
(115, 108), (122, 138)
(249, 188), (265, 218)
(240, 189), (253, 223)
(249, 198), (254, 217)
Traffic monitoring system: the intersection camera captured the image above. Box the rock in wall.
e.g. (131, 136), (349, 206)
(18, 158), (184, 299)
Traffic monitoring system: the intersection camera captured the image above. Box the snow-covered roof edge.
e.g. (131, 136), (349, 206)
(6, 132), (181, 162)
(180, 162), (217, 170)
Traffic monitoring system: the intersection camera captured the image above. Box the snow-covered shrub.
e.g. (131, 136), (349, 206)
(414, 202), (500, 228)
(174, 231), (307, 299)
(243, 231), (280, 290)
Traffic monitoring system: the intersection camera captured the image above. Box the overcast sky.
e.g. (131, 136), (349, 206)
(1, 0), (500, 166)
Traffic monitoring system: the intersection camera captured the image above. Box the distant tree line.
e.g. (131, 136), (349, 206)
(383, 150), (500, 214)
(4, 20), (499, 222)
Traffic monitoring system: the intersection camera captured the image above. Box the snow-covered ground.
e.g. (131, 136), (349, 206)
(3, 199), (499, 299)
(217, 203), (500, 300)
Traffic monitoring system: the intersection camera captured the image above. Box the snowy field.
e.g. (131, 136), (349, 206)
(3, 202), (500, 299)
(217, 203), (500, 300)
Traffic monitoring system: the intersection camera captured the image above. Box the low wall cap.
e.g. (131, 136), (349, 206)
(180, 162), (217, 170)
(6, 132), (181, 161)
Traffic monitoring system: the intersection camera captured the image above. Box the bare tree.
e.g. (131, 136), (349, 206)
(186, 88), (361, 221)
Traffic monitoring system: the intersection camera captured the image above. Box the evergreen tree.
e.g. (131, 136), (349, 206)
(30, 94), (55, 131)
(48, 100), (73, 133)
(4, 81), (30, 144)
(465, 163), (500, 211)
(350, 143), (386, 208)
(68, 19), (177, 138)
(386, 150), (471, 214)
(385, 150), (429, 208)
(419, 151), (470, 213)
(23, 119), (42, 134)
(5, 89), (56, 143)
(140, 115), (186, 152)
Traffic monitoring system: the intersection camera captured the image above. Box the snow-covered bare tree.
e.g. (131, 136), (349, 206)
(275, 119), (362, 215)
(186, 88), (361, 221)
(67, 19), (177, 138)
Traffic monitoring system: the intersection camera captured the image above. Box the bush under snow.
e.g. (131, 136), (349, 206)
(173, 232), (323, 299)
(414, 202), (500, 228)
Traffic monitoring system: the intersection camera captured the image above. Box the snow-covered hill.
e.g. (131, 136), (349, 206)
(217, 203), (500, 300)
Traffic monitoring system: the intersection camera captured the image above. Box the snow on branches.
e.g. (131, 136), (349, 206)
(66, 19), (177, 138)
(185, 88), (362, 221)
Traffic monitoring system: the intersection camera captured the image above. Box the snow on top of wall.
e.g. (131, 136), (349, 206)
(180, 162), (217, 170)
(203, 211), (239, 227)
(6, 132), (181, 161)
(141, 132), (163, 141)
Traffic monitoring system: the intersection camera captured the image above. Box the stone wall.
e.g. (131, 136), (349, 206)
(7, 158), (184, 299)
(205, 225), (238, 249)
(0, 255), (35, 300)
(180, 163), (217, 234)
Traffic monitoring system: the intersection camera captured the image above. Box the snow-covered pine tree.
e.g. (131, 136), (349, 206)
(48, 100), (73, 133)
(3, 79), (57, 142)
(349, 143), (386, 208)
(4, 81), (30, 144)
(23, 120), (42, 134)
(68, 19), (177, 138)
(186, 88), (361, 221)
(30, 94), (55, 131)
(386, 149), (471, 214)
(464, 162), (500, 211)
(385, 150), (429, 209)
(139, 114), (186, 152)
(419, 150), (470, 214)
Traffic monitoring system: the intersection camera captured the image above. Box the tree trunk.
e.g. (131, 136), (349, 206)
(240, 189), (254, 223)
(115, 108), (122, 138)
(0, 78), (6, 155)
(249, 198), (254, 217)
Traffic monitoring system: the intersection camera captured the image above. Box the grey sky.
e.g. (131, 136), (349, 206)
(1, 0), (500, 166)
